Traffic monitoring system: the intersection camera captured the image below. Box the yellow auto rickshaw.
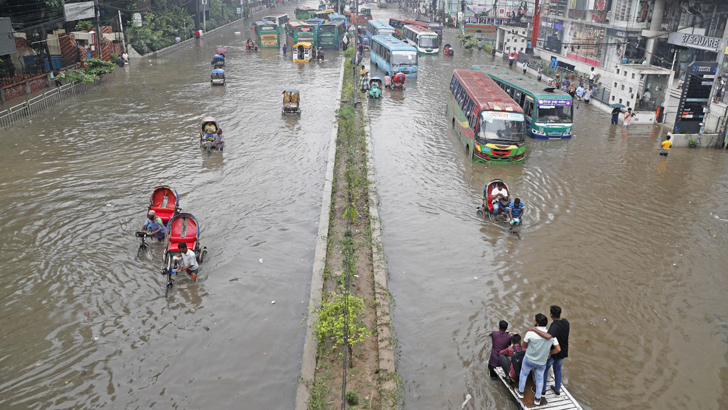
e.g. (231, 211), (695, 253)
(293, 42), (313, 63)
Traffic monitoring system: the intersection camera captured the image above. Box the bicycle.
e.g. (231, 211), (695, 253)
(160, 262), (178, 299)
(135, 231), (149, 259)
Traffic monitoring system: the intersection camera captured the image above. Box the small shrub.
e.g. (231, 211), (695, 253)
(688, 138), (698, 148)
(345, 391), (359, 405)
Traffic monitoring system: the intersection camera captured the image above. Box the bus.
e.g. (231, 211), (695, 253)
(370, 35), (418, 78)
(329, 13), (348, 26)
(345, 10), (372, 27)
(286, 21), (317, 48)
(447, 69), (527, 163)
(306, 18), (326, 28)
(314, 9), (335, 21)
(365, 20), (396, 41)
(484, 68), (574, 139)
(401, 24), (439, 54)
(389, 18), (442, 40)
(254, 21), (280, 48)
(262, 13), (289, 27)
(295, 7), (317, 20)
(319, 20), (347, 49)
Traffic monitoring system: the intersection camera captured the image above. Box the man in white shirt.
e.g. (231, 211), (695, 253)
(589, 67), (595, 85)
(491, 182), (509, 217)
(177, 242), (199, 282)
(514, 313), (560, 406)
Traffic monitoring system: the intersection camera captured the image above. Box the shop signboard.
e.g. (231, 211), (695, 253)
(668, 32), (721, 53)
(675, 62), (716, 133)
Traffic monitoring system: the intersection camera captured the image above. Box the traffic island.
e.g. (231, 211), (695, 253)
(296, 49), (401, 410)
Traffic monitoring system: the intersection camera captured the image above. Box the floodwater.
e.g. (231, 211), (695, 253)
(368, 7), (728, 410)
(0, 2), (341, 408)
(3, 4), (728, 410)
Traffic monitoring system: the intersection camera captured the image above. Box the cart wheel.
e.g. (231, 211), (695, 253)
(198, 249), (207, 263)
(476, 208), (484, 219)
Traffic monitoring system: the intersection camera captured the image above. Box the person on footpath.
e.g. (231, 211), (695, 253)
(514, 313), (560, 406)
(122, 50), (129, 64)
(589, 67), (595, 86)
(508, 52), (515, 67)
(528, 306), (570, 397)
(522, 60), (528, 75)
(282, 43), (287, 55)
(488, 320), (512, 378)
(478, 39), (482, 50)
(660, 134), (672, 156)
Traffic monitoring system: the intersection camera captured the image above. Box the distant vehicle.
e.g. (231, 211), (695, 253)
(401, 24), (439, 55)
(314, 9), (336, 21)
(319, 20), (347, 49)
(199, 117), (223, 150)
(388, 18), (442, 40)
(447, 69), (527, 163)
(485, 68), (574, 139)
(262, 13), (289, 30)
(365, 20), (396, 41)
(377, 0), (388, 8)
(286, 21), (317, 48)
(282, 89), (302, 115)
(210, 69), (225, 86)
(370, 35), (418, 78)
(345, 10), (372, 27)
(253, 20), (280, 48)
(295, 7), (317, 19)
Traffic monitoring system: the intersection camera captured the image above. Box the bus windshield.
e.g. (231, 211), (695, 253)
(320, 25), (335, 33)
(536, 104), (572, 124)
(392, 50), (417, 65)
(419, 35), (438, 49)
(478, 111), (525, 143)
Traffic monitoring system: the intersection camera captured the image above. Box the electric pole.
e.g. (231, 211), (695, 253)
(93, 0), (103, 59)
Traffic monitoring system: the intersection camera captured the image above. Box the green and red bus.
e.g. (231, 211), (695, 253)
(447, 69), (526, 163)
(285, 21), (316, 48)
(389, 18), (443, 39)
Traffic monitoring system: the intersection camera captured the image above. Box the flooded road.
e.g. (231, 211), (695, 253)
(0, 3), (341, 408)
(368, 8), (728, 410)
(2, 3), (728, 409)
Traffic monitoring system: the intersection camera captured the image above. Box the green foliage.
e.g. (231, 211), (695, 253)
(456, 33), (478, 50)
(308, 376), (329, 410)
(75, 20), (94, 31)
(55, 57), (115, 84)
(688, 138), (698, 148)
(311, 292), (371, 354)
(345, 390), (359, 405)
(127, 9), (195, 53)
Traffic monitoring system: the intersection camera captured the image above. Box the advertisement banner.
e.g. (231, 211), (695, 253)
(64, 1), (95, 22)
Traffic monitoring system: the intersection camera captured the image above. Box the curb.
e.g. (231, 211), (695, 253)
(364, 103), (397, 394)
(294, 58), (346, 410)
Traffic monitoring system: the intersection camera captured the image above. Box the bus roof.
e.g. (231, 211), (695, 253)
(287, 21), (313, 28)
(372, 34), (416, 51)
(481, 67), (573, 100)
(255, 20), (277, 27)
(322, 19), (345, 26)
(368, 20), (394, 28)
(403, 24), (437, 35)
(453, 69), (524, 113)
(266, 13), (288, 17)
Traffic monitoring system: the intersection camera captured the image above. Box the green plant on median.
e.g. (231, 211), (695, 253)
(311, 292), (372, 355)
(345, 390), (359, 405)
(688, 138), (698, 148)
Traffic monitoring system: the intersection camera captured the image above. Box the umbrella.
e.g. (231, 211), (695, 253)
(216, 48), (227, 54)
(610, 103), (625, 109)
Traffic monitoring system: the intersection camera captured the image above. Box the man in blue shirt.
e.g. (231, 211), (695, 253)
(143, 210), (167, 241)
(508, 198), (524, 226)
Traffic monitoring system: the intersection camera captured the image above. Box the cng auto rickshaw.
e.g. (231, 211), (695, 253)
(293, 42), (313, 63)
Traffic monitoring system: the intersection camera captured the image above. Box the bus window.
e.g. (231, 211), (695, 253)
(524, 99), (534, 118)
(514, 91), (522, 105)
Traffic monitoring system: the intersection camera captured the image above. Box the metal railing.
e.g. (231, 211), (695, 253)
(0, 78), (103, 129)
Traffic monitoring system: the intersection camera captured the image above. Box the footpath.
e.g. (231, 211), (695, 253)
(295, 51), (400, 409)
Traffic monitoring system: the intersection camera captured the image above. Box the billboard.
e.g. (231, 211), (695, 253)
(64, 1), (95, 22)
(0, 18), (17, 56)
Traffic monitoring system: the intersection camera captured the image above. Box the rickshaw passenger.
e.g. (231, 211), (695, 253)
(284, 92), (291, 103)
(204, 123), (217, 133)
(491, 182), (509, 216)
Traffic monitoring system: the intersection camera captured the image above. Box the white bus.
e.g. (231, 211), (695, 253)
(401, 24), (439, 55)
(263, 13), (289, 27)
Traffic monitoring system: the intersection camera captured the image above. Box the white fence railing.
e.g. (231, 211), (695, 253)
(0, 78), (103, 129)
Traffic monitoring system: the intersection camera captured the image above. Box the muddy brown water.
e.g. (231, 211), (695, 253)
(368, 8), (728, 410)
(0, 3), (342, 408)
(2, 4), (728, 409)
